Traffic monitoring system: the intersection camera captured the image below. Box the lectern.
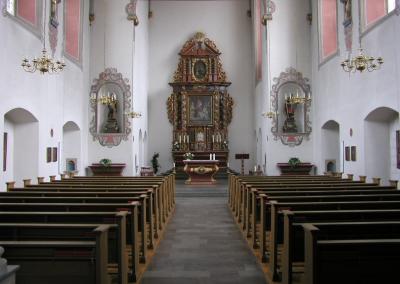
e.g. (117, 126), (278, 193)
(235, 153), (249, 175)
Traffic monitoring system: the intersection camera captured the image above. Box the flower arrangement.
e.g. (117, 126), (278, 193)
(173, 141), (180, 151)
(222, 140), (229, 149)
(183, 152), (194, 160)
(99, 158), (112, 167)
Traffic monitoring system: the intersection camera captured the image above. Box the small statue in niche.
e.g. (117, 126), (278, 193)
(282, 96), (298, 133)
(102, 100), (120, 133)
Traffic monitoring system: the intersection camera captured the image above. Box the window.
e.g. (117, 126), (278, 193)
(361, 0), (396, 32)
(6, 0), (16, 16)
(318, 0), (338, 64)
(4, 0), (42, 38)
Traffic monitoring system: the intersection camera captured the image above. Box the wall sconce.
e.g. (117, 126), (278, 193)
(262, 110), (278, 119)
(127, 111), (142, 118)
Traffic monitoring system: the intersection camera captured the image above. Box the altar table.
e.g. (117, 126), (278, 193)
(183, 160), (219, 185)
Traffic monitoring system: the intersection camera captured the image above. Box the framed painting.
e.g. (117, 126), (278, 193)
(351, 146), (356, 161)
(46, 147), (52, 163)
(188, 95), (213, 126)
(345, 146), (350, 161)
(66, 158), (77, 172)
(397, 130), (400, 169)
(52, 147), (58, 162)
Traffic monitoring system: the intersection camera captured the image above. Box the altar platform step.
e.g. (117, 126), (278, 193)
(171, 168), (229, 180)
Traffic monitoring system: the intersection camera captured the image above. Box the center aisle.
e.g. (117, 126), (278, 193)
(141, 180), (267, 284)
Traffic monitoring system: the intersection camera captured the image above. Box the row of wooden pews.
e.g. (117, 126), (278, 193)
(1, 174), (175, 284)
(228, 174), (400, 284)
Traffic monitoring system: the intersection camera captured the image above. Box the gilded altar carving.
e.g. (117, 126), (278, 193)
(168, 33), (233, 165)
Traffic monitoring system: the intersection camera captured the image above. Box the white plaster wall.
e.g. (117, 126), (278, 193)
(148, 0), (254, 173)
(88, 0), (149, 176)
(14, 122), (39, 187)
(390, 118), (400, 181)
(63, 128), (81, 174)
(321, 126), (340, 172)
(364, 120), (390, 183)
(311, 0), (400, 180)
(3, 119), (14, 184)
(0, 0), (90, 189)
(132, 1), (149, 174)
(255, 0), (313, 175)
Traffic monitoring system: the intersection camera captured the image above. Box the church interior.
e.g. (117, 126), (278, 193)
(0, 0), (400, 283)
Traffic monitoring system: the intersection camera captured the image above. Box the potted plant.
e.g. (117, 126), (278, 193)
(151, 153), (160, 174)
(99, 158), (112, 167)
(288, 157), (301, 168)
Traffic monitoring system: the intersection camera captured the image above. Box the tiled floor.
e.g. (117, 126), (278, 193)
(141, 181), (267, 284)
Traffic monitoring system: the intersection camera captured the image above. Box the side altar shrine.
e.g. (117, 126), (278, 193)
(167, 32), (233, 183)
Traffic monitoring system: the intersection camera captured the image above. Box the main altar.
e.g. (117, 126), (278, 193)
(183, 160), (219, 185)
(167, 32), (233, 177)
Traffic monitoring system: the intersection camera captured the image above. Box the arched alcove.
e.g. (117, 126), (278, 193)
(62, 121), (81, 174)
(4, 108), (39, 187)
(138, 129), (143, 168)
(321, 120), (340, 174)
(364, 107), (399, 184)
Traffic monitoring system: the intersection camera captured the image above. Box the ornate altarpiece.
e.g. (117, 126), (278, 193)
(167, 33), (233, 169)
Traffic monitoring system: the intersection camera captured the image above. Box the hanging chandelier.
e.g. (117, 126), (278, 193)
(22, 49), (66, 74)
(21, 0), (65, 74)
(340, 48), (383, 73)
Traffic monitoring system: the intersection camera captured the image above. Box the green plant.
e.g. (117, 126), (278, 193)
(151, 153), (160, 174)
(288, 157), (301, 168)
(99, 158), (112, 167)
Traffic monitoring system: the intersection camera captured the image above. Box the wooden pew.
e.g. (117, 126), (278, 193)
(244, 184), (395, 247)
(0, 202), (142, 280)
(303, 223), (400, 284)
(17, 185), (169, 232)
(0, 223), (122, 283)
(260, 199), (400, 281)
(282, 210), (400, 284)
(0, 225), (110, 284)
(8, 187), (163, 240)
(0, 211), (137, 283)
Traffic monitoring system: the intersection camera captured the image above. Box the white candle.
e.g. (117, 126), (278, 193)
(173, 163), (175, 168)
(254, 165), (257, 171)
(213, 153), (216, 160)
(183, 135), (186, 143)
(187, 135), (189, 143)
(209, 154), (212, 160)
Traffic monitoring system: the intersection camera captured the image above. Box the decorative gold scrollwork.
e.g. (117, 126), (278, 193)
(193, 166), (213, 175)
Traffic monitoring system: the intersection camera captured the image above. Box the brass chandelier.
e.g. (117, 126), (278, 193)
(21, 0), (65, 74)
(340, 47), (383, 73)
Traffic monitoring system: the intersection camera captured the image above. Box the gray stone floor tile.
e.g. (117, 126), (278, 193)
(141, 180), (267, 284)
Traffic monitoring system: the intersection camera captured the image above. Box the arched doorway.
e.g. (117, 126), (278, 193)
(364, 107), (399, 184)
(321, 120), (340, 174)
(62, 121), (81, 175)
(3, 108), (39, 187)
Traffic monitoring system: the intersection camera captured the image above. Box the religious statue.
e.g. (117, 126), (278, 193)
(341, 0), (352, 27)
(102, 101), (120, 133)
(282, 96), (298, 133)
